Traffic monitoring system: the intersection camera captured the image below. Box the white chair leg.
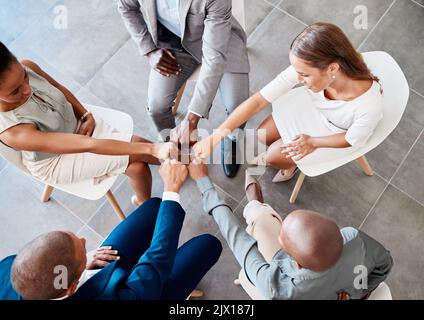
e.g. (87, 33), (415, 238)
(173, 82), (187, 115)
(289, 172), (306, 204)
(105, 190), (126, 221)
(41, 185), (54, 202)
(357, 156), (374, 176)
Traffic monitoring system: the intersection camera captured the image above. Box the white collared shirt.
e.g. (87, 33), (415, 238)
(156, 0), (182, 38)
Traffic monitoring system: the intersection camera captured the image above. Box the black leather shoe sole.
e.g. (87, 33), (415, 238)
(221, 138), (240, 178)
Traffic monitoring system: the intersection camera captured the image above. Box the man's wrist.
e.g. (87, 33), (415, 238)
(194, 174), (208, 182)
(145, 48), (159, 58)
(186, 112), (201, 126)
(164, 183), (181, 193)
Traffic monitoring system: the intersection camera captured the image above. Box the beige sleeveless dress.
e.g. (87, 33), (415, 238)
(0, 67), (131, 185)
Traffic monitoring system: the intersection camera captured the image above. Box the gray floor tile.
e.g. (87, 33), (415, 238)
(87, 165), (235, 242)
(0, 157), (7, 172)
(277, 0), (393, 47)
(8, 44), (82, 93)
(360, 0), (424, 95)
(245, 0), (276, 36)
(367, 91), (424, 180)
(0, 166), (83, 257)
(392, 133), (424, 205)
(194, 232), (250, 300)
(0, 0), (58, 44)
(75, 87), (109, 108)
(264, 0), (282, 6)
(413, 0), (424, 6)
(258, 162), (388, 228)
(361, 185), (424, 299)
(10, 0), (130, 86)
(50, 175), (126, 223)
(77, 225), (104, 252)
(247, 8), (306, 93)
(86, 39), (159, 142)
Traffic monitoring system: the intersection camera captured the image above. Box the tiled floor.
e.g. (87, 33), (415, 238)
(0, 0), (423, 299)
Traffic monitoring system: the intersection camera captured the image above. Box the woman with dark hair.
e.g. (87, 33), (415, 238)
(193, 22), (383, 182)
(0, 42), (177, 206)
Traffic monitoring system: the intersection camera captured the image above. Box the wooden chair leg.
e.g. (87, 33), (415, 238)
(357, 156), (373, 176)
(289, 172), (305, 204)
(172, 82), (187, 115)
(188, 290), (204, 299)
(105, 190), (126, 221)
(41, 185), (54, 202)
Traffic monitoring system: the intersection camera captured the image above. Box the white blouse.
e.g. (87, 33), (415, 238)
(260, 66), (383, 147)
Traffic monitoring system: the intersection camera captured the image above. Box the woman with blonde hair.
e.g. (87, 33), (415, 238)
(194, 22), (383, 182)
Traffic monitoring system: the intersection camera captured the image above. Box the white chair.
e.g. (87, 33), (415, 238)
(234, 269), (266, 300)
(0, 104), (134, 221)
(367, 282), (392, 300)
(286, 51), (409, 204)
(235, 269), (393, 300)
(172, 0), (246, 114)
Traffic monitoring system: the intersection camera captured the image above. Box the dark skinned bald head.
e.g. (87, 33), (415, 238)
(11, 231), (80, 300)
(280, 210), (343, 272)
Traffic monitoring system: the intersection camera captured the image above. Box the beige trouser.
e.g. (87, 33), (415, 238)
(243, 200), (284, 263)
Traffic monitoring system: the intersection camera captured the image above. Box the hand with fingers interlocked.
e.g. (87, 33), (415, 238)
(281, 134), (316, 161)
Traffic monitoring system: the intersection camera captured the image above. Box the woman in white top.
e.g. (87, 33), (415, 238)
(193, 22), (383, 182)
(0, 42), (177, 206)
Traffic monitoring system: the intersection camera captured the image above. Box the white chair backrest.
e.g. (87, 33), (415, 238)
(361, 51), (409, 151)
(299, 51), (409, 177)
(367, 282), (393, 300)
(0, 140), (30, 173)
(232, 0), (246, 30)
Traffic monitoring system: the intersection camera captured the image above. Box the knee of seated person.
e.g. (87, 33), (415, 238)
(197, 234), (223, 257)
(265, 151), (280, 167)
(127, 161), (149, 176)
(257, 131), (268, 145)
(147, 98), (173, 117)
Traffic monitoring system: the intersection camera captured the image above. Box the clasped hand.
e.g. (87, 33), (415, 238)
(281, 134), (316, 161)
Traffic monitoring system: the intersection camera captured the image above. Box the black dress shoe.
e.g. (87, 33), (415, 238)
(221, 136), (240, 178)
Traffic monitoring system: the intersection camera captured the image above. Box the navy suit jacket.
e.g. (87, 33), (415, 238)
(0, 200), (185, 300)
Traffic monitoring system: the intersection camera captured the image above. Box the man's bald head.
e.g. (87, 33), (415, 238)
(279, 210), (343, 272)
(11, 231), (86, 300)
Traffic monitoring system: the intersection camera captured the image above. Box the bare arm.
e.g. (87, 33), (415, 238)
(193, 92), (269, 158)
(0, 124), (154, 156)
(312, 133), (351, 148)
(282, 132), (351, 161)
(214, 92), (269, 141)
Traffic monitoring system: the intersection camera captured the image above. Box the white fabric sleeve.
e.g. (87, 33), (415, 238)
(162, 192), (181, 204)
(188, 110), (204, 119)
(259, 65), (299, 103)
(345, 100), (383, 147)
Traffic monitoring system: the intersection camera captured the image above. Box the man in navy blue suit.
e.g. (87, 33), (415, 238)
(0, 159), (222, 300)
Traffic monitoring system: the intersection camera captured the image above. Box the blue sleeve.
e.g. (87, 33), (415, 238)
(119, 200), (185, 299)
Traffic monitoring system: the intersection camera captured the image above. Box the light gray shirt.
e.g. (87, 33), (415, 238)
(156, 0), (181, 38)
(196, 176), (393, 300)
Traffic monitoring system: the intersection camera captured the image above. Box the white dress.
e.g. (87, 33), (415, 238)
(260, 66), (383, 165)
